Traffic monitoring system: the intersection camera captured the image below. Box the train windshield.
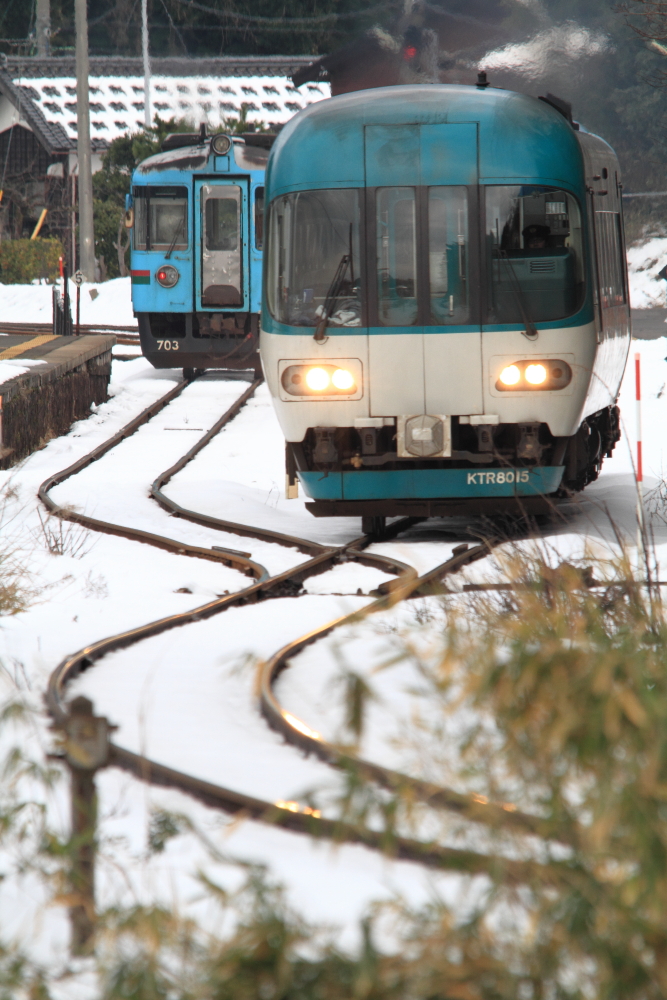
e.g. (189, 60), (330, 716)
(375, 186), (470, 327)
(266, 189), (361, 327)
(133, 186), (188, 251)
(428, 187), (469, 325)
(485, 186), (585, 323)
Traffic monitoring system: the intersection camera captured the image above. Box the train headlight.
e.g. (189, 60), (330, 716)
(305, 367), (330, 391)
(280, 360), (362, 398)
(496, 360), (572, 391)
(499, 364), (521, 386)
(331, 368), (355, 390)
(211, 133), (232, 154)
(525, 363), (548, 385)
(156, 265), (179, 288)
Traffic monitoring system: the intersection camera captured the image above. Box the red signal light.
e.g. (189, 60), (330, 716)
(403, 45), (417, 60)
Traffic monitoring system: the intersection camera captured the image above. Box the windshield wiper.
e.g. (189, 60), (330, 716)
(498, 249), (538, 341)
(314, 252), (351, 343)
(165, 216), (185, 259)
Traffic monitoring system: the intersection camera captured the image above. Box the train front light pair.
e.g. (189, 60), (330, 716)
(497, 360), (572, 391)
(281, 363), (357, 396)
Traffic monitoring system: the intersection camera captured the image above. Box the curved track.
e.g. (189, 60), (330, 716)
(42, 374), (557, 878)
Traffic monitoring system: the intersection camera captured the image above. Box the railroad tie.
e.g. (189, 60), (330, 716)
(0, 334), (58, 361)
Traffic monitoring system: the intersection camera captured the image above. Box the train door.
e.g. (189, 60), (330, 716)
(364, 123), (482, 417)
(194, 179), (250, 311)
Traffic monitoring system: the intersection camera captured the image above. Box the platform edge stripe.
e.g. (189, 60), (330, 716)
(0, 334), (58, 361)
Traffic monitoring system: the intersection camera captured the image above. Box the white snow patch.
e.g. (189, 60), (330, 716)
(628, 236), (667, 309)
(0, 358), (47, 384)
(0, 276), (136, 327)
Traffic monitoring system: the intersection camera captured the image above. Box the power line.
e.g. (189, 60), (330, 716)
(166, 0), (394, 26)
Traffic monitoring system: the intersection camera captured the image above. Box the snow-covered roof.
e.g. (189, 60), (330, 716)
(25, 74), (328, 143)
(1, 55), (329, 149)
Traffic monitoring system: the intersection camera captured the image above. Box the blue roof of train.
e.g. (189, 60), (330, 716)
(267, 84), (586, 196)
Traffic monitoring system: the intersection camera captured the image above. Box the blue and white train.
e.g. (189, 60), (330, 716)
(260, 83), (630, 533)
(128, 129), (268, 378)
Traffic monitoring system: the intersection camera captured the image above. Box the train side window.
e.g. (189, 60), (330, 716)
(254, 187), (264, 250)
(595, 212), (626, 308)
(485, 185), (585, 324)
(428, 186), (469, 325)
(376, 187), (418, 327)
(132, 186), (188, 252)
(265, 189), (361, 328)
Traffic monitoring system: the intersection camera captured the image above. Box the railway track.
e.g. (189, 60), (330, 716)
(42, 373), (556, 878)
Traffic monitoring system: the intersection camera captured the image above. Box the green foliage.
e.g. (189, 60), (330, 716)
(93, 116), (193, 279)
(147, 808), (188, 854)
(335, 550), (667, 999)
(0, 238), (63, 285)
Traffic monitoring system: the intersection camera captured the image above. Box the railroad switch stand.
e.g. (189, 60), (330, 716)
(52, 696), (116, 956)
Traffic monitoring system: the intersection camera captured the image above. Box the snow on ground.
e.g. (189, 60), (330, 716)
(628, 236), (667, 309)
(0, 357), (48, 384)
(0, 355), (461, 983)
(2, 264), (667, 984)
(0, 276), (136, 328)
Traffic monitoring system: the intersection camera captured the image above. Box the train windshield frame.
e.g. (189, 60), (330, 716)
(133, 185), (189, 252)
(485, 185), (586, 324)
(266, 184), (587, 329)
(266, 189), (362, 328)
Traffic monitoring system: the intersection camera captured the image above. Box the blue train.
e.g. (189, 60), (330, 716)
(128, 128), (268, 377)
(260, 82), (630, 533)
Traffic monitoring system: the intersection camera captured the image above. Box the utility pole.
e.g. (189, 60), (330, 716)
(36, 0), (50, 56)
(75, 0), (96, 281)
(142, 0), (151, 129)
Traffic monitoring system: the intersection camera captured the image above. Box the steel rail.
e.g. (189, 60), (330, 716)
(38, 378), (268, 581)
(41, 373), (563, 875)
(258, 544), (572, 845)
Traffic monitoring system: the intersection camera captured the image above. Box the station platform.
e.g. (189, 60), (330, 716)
(0, 333), (115, 468)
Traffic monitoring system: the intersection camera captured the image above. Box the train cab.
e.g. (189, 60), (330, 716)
(129, 130), (268, 377)
(260, 85), (630, 530)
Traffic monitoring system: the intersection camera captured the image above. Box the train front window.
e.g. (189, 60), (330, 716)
(376, 187), (418, 327)
(485, 186), (585, 323)
(428, 187), (469, 324)
(201, 184), (242, 307)
(205, 193), (238, 251)
(133, 186), (188, 251)
(266, 189), (361, 328)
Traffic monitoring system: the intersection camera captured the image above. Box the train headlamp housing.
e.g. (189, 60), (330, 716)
(156, 265), (179, 288)
(496, 359), (572, 391)
(211, 134), (232, 155)
(278, 359), (363, 400)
